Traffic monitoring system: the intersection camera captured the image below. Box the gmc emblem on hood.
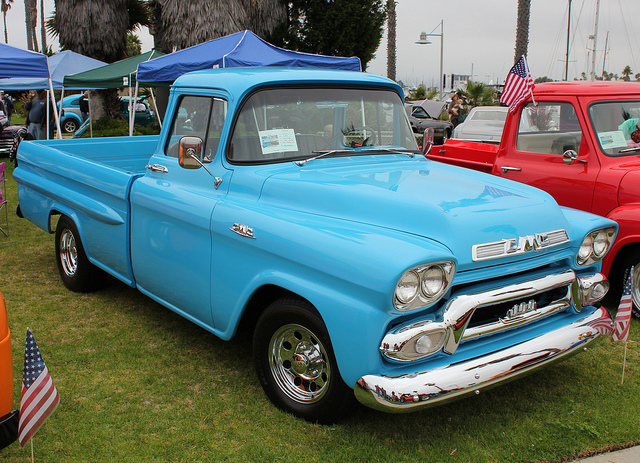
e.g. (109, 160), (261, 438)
(472, 229), (570, 262)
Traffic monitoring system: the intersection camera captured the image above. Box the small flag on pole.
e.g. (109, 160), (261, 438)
(611, 268), (633, 343)
(500, 55), (535, 113)
(17, 328), (60, 448)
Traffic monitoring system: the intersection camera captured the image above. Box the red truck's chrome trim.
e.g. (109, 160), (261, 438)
(355, 306), (611, 412)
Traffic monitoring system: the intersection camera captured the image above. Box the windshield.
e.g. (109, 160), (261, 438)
(228, 87), (418, 163)
(589, 100), (640, 156)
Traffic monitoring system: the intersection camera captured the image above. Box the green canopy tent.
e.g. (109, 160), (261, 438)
(63, 50), (164, 89)
(62, 50), (164, 135)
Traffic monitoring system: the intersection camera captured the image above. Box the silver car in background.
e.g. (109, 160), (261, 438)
(452, 106), (507, 143)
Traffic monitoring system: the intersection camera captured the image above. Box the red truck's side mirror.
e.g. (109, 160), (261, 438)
(422, 128), (435, 155)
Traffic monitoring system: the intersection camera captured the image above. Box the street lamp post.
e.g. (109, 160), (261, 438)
(415, 20), (444, 100)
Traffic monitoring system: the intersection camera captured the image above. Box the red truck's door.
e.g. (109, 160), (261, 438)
(493, 98), (599, 210)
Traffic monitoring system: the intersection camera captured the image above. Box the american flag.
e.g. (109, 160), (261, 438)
(17, 328), (60, 448)
(611, 268), (634, 343)
(500, 55), (535, 113)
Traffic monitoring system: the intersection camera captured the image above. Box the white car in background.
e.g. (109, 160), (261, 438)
(453, 106), (508, 143)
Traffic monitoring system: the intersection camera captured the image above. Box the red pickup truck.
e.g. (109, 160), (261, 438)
(427, 81), (640, 315)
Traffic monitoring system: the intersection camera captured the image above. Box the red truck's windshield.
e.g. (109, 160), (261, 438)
(588, 100), (640, 156)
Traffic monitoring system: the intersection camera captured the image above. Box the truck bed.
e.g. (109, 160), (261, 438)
(427, 138), (498, 173)
(15, 135), (159, 286)
(22, 135), (158, 173)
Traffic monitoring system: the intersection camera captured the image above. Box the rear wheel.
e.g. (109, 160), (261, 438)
(253, 297), (355, 424)
(55, 216), (106, 292)
(63, 119), (79, 133)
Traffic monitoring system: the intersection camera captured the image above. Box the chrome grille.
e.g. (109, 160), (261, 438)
(472, 229), (570, 261)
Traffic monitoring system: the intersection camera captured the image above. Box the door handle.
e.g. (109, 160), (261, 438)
(500, 166), (522, 173)
(145, 164), (168, 173)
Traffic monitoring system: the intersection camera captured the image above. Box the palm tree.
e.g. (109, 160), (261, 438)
(386, 0), (396, 82)
(622, 65), (632, 81)
(52, 0), (150, 119)
(514, 0), (531, 63)
(24, 0), (38, 51)
(460, 81), (496, 108)
(1, 0), (13, 44)
(39, 0), (46, 51)
(150, 0), (286, 53)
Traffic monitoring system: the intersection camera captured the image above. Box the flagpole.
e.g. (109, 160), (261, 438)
(30, 437), (34, 463)
(621, 342), (628, 385)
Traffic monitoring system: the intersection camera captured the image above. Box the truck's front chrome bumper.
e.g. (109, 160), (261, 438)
(354, 305), (612, 412)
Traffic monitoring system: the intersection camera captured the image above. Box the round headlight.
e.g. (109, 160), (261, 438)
(592, 230), (609, 257)
(395, 271), (419, 304)
(421, 265), (445, 297)
(578, 234), (594, 264)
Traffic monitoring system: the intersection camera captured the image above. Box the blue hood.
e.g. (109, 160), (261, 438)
(258, 155), (573, 268)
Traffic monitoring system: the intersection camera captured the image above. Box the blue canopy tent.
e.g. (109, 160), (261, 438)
(0, 43), (62, 137)
(0, 50), (106, 90)
(0, 42), (49, 78)
(136, 30), (361, 84)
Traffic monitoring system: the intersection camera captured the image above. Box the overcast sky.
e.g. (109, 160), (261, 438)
(4, 0), (640, 87)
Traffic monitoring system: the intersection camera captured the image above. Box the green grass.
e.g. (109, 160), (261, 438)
(0, 160), (639, 462)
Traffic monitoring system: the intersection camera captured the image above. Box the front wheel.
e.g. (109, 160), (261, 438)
(253, 298), (355, 424)
(55, 216), (106, 292)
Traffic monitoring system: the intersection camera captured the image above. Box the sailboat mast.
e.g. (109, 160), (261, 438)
(601, 31), (609, 79)
(590, 0), (600, 80)
(565, 0), (572, 81)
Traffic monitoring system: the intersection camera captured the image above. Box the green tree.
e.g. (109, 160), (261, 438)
(1, 0), (13, 44)
(460, 81), (496, 108)
(270, 0), (387, 71)
(126, 33), (142, 57)
(534, 76), (553, 84)
(622, 65), (632, 81)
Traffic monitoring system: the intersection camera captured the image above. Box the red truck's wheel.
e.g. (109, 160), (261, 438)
(252, 297), (355, 424)
(54, 216), (106, 292)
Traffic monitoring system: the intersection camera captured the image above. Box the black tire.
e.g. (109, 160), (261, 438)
(54, 216), (106, 292)
(63, 119), (79, 133)
(253, 297), (356, 424)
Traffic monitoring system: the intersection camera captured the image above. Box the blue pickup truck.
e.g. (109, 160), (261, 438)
(14, 68), (617, 423)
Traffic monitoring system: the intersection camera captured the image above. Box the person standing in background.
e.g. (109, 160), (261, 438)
(1, 92), (13, 124)
(24, 90), (52, 140)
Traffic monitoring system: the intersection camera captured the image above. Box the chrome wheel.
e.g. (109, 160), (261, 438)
(59, 228), (78, 277)
(268, 323), (330, 404)
(631, 265), (640, 316)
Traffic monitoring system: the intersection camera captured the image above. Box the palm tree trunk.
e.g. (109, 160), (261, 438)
(24, 0), (38, 51)
(386, 0), (396, 81)
(40, 0), (46, 51)
(514, 0), (531, 63)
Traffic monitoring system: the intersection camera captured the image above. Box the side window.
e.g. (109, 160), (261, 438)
(165, 96), (227, 160)
(516, 102), (581, 155)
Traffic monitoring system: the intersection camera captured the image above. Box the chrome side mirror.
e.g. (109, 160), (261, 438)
(178, 136), (203, 169)
(422, 127), (435, 155)
(562, 149), (584, 165)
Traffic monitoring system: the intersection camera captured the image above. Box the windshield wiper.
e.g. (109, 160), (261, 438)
(618, 146), (640, 154)
(358, 147), (419, 157)
(295, 149), (353, 166)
